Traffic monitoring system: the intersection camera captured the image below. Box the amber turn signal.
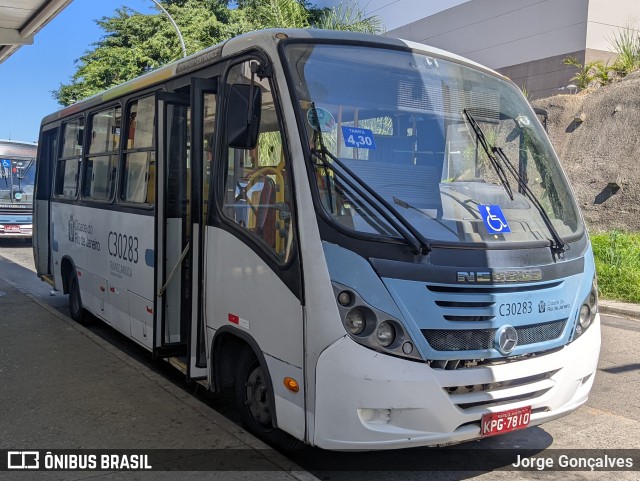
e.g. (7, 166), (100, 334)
(283, 377), (299, 393)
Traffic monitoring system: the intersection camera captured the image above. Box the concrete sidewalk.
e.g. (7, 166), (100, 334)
(0, 274), (317, 480)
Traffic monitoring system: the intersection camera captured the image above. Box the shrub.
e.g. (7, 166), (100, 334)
(590, 231), (640, 303)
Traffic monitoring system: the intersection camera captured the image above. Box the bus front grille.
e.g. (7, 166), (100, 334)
(0, 207), (33, 216)
(444, 370), (559, 411)
(422, 319), (568, 352)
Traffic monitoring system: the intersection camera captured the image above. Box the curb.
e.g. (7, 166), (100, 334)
(598, 300), (640, 321)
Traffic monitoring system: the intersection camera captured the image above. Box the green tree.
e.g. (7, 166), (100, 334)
(53, 0), (383, 106)
(54, 1), (234, 105)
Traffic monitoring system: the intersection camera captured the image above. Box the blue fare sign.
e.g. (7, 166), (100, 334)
(342, 127), (376, 149)
(479, 204), (511, 234)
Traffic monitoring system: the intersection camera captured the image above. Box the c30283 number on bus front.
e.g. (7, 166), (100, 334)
(499, 301), (532, 316)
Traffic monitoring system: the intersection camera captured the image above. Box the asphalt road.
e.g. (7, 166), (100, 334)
(1, 239), (638, 480)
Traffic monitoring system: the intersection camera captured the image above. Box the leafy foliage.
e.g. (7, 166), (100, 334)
(312, 1), (384, 33)
(561, 26), (640, 93)
(53, 0), (383, 106)
(562, 57), (611, 90)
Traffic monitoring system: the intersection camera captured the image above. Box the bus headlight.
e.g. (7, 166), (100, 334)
(345, 307), (367, 335)
(332, 282), (423, 361)
(579, 305), (591, 328)
(376, 321), (395, 347)
(573, 276), (598, 341)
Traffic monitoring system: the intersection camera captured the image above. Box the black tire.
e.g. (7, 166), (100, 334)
(68, 271), (87, 324)
(235, 346), (300, 449)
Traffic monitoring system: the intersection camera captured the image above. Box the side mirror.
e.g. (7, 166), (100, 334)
(225, 84), (261, 149)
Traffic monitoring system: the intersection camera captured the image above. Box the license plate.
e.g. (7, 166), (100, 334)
(5, 225), (20, 232)
(481, 406), (531, 437)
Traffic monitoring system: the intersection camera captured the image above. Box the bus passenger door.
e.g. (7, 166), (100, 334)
(34, 129), (57, 280)
(155, 92), (191, 359)
(188, 77), (217, 379)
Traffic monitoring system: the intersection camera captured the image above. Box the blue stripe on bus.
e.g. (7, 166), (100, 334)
(145, 249), (155, 267)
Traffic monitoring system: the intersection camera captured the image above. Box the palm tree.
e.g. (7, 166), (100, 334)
(244, 0), (384, 33)
(312, 1), (384, 34)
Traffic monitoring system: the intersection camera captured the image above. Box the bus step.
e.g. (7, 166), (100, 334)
(154, 345), (187, 358)
(168, 356), (188, 374)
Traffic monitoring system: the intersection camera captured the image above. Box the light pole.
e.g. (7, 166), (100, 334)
(150, 0), (187, 58)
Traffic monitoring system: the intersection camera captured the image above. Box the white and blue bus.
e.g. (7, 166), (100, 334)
(34, 29), (600, 450)
(0, 140), (37, 238)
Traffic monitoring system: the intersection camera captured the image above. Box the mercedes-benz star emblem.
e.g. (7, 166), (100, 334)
(495, 325), (518, 355)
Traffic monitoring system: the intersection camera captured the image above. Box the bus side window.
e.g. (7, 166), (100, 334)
(54, 117), (84, 198)
(221, 61), (293, 262)
(83, 105), (121, 201)
(121, 96), (155, 205)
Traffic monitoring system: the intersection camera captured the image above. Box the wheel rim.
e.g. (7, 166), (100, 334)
(245, 364), (272, 428)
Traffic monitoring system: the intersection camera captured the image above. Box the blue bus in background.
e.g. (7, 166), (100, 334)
(0, 139), (37, 238)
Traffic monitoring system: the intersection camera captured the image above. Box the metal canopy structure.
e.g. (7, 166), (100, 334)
(0, 0), (73, 65)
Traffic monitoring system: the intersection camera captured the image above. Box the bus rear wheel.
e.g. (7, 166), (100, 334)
(67, 271), (87, 325)
(235, 347), (299, 449)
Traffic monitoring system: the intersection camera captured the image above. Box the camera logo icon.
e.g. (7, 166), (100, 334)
(7, 451), (39, 469)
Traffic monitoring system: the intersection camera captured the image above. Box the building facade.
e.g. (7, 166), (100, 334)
(318, 0), (640, 99)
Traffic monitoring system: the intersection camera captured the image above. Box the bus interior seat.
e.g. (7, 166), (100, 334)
(368, 135), (415, 164)
(415, 117), (446, 178)
(146, 162), (155, 204)
(248, 175), (277, 249)
(341, 158), (442, 212)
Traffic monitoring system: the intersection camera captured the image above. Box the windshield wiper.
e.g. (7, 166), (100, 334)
(462, 109), (567, 257)
(310, 147), (431, 255)
(308, 104), (430, 255)
(493, 146), (568, 257)
(462, 109), (514, 201)
(17, 159), (34, 180)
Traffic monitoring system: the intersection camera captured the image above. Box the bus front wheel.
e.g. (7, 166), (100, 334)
(235, 346), (299, 449)
(67, 271), (87, 325)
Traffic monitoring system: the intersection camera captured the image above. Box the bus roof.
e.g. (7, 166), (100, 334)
(0, 139), (37, 158)
(41, 29), (502, 126)
(0, 139), (38, 147)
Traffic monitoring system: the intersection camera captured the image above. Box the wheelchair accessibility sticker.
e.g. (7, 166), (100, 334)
(479, 205), (511, 234)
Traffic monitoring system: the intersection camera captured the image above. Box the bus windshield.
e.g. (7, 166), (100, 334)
(283, 43), (582, 247)
(0, 158), (35, 204)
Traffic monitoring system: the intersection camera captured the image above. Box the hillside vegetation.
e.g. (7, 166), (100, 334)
(532, 72), (640, 232)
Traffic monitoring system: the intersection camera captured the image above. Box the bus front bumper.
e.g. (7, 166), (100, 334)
(313, 315), (600, 450)
(0, 223), (32, 238)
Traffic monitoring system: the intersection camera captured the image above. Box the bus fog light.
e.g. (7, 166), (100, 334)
(358, 408), (391, 424)
(376, 321), (395, 347)
(579, 305), (591, 328)
(345, 308), (366, 335)
(402, 341), (414, 355)
(337, 291), (352, 307)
